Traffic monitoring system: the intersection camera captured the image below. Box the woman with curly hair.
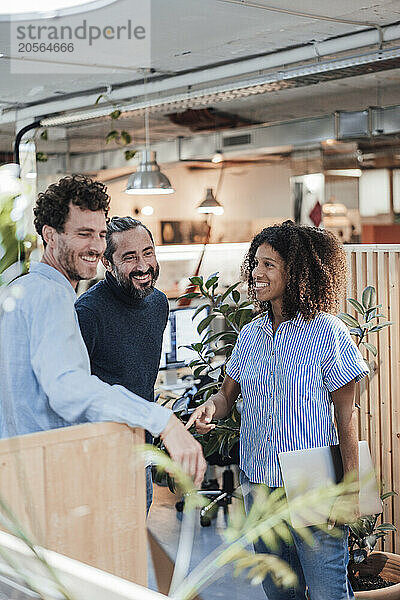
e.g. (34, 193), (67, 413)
(186, 221), (369, 600)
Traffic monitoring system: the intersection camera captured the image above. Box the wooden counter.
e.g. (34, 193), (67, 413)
(0, 422), (147, 585)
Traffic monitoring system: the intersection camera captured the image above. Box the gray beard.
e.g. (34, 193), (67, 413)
(112, 266), (159, 301)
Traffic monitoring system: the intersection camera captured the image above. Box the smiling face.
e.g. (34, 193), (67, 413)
(42, 203), (107, 287)
(103, 226), (159, 300)
(252, 243), (287, 308)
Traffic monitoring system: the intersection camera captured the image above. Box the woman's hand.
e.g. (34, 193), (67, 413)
(185, 400), (217, 434)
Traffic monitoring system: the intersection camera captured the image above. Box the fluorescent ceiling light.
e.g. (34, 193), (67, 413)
(325, 169), (362, 177)
(40, 47), (400, 128)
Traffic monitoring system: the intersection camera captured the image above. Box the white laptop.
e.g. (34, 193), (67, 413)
(278, 441), (382, 528)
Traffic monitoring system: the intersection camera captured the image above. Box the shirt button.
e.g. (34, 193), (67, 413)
(268, 415), (272, 420)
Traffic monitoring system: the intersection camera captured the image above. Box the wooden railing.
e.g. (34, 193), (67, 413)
(343, 245), (400, 553)
(0, 423), (147, 584)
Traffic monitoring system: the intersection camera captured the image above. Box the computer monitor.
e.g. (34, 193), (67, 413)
(160, 306), (210, 370)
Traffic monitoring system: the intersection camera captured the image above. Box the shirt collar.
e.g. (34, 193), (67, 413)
(29, 262), (76, 299)
(255, 311), (306, 333)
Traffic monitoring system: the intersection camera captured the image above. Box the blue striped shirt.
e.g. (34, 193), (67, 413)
(226, 311), (369, 487)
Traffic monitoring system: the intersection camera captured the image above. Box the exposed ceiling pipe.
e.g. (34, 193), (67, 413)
(14, 120), (41, 164)
(1, 23), (400, 125)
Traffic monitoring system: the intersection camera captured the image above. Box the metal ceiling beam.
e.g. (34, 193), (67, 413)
(1, 22), (400, 125)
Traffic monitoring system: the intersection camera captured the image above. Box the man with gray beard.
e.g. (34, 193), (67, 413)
(75, 216), (169, 512)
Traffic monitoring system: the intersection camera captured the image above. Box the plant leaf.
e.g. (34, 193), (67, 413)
(376, 523), (397, 531)
(177, 292), (200, 300)
(195, 381), (220, 396)
(192, 304), (209, 319)
(232, 289), (240, 303)
(189, 276), (203, 287)
(338, 312), (360, 328)
(193, 366), (208, 378)
(221, 282), (240, 301)
(381, 491), (398, 500)
(120, 130), (131, 145)
(369, 322), (393, 333)
(362, 286), (376, 310)
(347, 298), (365, 314)
(106, 130), (119, 143)
(124, 149), (137, 161)
(349, 327), (363, 337)
(110, 109), (121, 119)
(205, 274), (219, 289)
(361, 342), (377, 356)
(197, 313), (217, 334)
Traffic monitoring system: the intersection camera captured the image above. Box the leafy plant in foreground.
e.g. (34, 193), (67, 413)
(143, 446), (358, 600)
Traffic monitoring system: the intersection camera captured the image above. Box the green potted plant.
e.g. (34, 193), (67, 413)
(338, 292), (400, 597)
(348, 492), (400, 598)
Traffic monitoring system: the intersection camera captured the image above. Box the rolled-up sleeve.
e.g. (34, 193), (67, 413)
(29, 287), (171, 437)
(225, 334), (241, 383)
(321, 318), (369, 392)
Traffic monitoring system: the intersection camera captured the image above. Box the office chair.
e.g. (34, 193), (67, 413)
(175, 443), (240, 526)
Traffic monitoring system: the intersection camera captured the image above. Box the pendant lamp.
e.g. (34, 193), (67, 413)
(197, 188), (224, 215)
(125, 75), (174, 195)
(125, 150), (174, 195)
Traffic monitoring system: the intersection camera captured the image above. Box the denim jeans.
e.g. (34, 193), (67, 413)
(146, 464), (153, 516)
(240, 471), (355, 600)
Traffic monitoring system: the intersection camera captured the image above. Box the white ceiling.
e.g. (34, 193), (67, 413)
(1, 0), (400, 155)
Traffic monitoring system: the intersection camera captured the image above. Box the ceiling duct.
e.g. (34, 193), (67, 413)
(222, 133), (252, 148)
(39, 46), (400, 128)
(336, 110), (370, 139)
(167, 108), (258, 132)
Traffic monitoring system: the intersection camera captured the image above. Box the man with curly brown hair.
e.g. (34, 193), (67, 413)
(187, 221), (369, 600)
(0, 175), (206, 489)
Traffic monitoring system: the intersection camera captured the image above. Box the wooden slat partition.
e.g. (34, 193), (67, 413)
(0, 422), (147, 585)
(342, 245), (400, 553)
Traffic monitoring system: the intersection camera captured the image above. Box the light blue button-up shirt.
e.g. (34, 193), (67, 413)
(226, 311), (369, 487)
(0, 263), (171, 438)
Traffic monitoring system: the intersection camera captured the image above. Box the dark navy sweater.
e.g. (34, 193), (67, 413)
(75, 272), (169, 406)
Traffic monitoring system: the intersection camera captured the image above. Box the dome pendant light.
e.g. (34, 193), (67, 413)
(125, 73), (174, 196)
(197, 188), (224, 215)
(125, 150), (174, 195)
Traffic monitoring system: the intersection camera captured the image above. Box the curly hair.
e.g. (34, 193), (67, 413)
(242, 220), (347, 321)
(34, 174), (110, 242)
